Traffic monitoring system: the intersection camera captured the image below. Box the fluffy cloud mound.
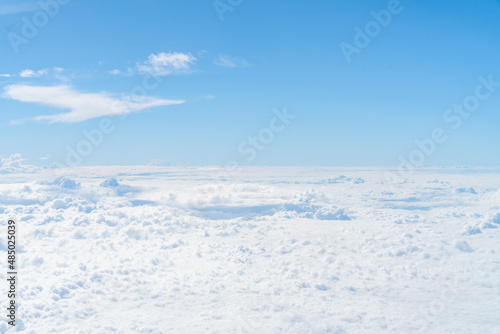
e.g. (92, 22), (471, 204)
(0, 153), (36, 173)
(137, 52), (196, 76)
(455, 186), (477, 194)
(100, 178), (119, 187)
(39, 176), (80, 189)
(100, 177), (132, 195)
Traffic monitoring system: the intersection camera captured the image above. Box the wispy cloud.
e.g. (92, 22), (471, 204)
(3, 85), (185, 123)
(0, 3), (39, 16)
(20, 69), (48, 78)
(107, 68), (134, 76)
(108, 69), (122, 75)
(18, 67), (65, 78)
(214, 54), (250, 68)
(137, 52), (196, 76)
(0, 68), (65, 79)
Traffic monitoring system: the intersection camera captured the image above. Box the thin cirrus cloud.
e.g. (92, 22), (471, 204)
(0, 3), (39, 16)
(214, 54), (250, 68)
(3, 85), (185, 124)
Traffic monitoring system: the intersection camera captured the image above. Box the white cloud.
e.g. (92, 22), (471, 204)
(0, 74), (12, 77)
(107, 68), (134, 76)
(0, 153), (36, 173)
(20, 69), (44, 78)
(214, 54), (250, 68)
(137, 52), (196, 76)
(19, 68), (63, 78)
(3, 85), (185, 123)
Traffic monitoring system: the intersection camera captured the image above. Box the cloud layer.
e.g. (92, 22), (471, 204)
(0, 166), (498, 332)
(3, 85), (184, 123)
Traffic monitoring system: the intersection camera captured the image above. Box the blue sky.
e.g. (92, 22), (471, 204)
(1, 0), (499, 166)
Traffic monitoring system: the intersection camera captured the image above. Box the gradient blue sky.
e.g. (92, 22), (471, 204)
(1, 0), (499, 166)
